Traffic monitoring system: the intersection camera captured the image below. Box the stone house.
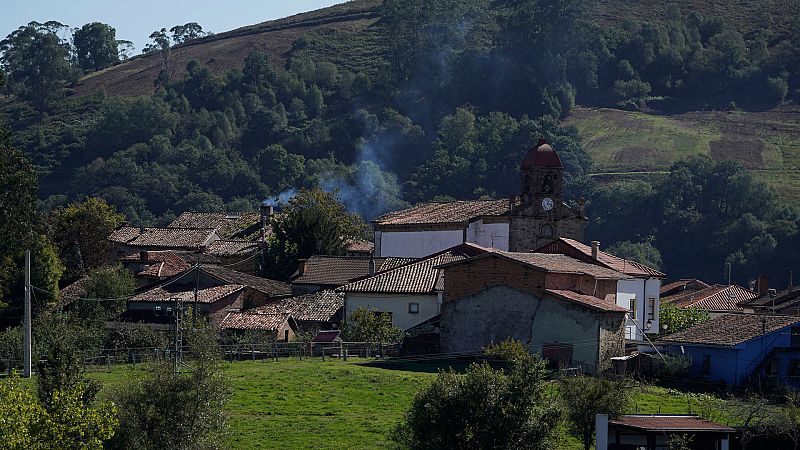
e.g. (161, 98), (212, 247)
(371, 139), (585, 258)
(438, 250), (629, 372)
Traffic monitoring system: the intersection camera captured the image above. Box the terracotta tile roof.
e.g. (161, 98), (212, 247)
(536, 238), (665, 278)
(609, 415), (734, 432)
(345, 240), (374, 254)
(660, 279), (710, 296)
(659, 314), (800, 346)
(662, 285), (754, 312)
(219, 311), (290, 331)
(545, 289), (628, 313)
(491, 251), (630, 279)
(109, 226), (217, 250)
(59, 276), (91, 307)
(292, 256), (415, 286)
(340, 243), (488, 294)
(372, 199), (514, 226)
(168, 212), (263, 239)
(248, 290), (343, 323)
(130, 284), (244, 303)
(207, 240), (260, 257)
(739, 289), (800, 315)
(120, 251), (191, 279)
(201, 265), (291, 297)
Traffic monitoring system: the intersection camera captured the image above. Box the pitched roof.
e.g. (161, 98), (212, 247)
(372, 199), (514, 226)
(609, 415), (734, 432)
(345, 240), (374, 254)
(340, 243), (488, 294)
(168, 212), (262, 239)
(292, 256), (414, 286)
(59, 276), (92, 307)
(662, 284), (755, 312)
(535, 238), (665, 278)
(120, 250), (191, 279)
(200, 265), (291, 297)
(219, 311), (290, 331)
(545, 289), (628, 313)
(488, 251), (630, 279)
(129, 284), (244, 303)
(659, 314), (800, 346)
(739, 288), (800, 314)
(247, 290), (343, 323)
(206, 240), (260, 257)
(109, 226), (217, 250)
(660, 279), (710, 296)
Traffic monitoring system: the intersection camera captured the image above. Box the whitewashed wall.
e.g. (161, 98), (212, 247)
(345, 292), (439, 331)
(466, 220), (510, 250)
(616, 278), (661, 340)
(376, 229), (464, 258)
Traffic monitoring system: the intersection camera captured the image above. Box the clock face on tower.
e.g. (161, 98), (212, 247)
(541, 197), (554, 211)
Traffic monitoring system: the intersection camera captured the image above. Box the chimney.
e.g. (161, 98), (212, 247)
(297, 259), (307, 276)
(260, 204), (273, 240)
(369, 258), (376, 276)
(758, 274), (769, 296)
(591, 241), (600, 260)
(508, 195), (515, 212)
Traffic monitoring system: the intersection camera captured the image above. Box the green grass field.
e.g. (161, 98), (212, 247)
(41, 358), (737, 449)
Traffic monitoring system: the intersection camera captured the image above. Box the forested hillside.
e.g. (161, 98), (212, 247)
(1, 0), (800, 283)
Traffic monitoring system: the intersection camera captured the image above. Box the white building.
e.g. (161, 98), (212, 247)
(339, 243), (488, 331)
(536, 238), (665, 342)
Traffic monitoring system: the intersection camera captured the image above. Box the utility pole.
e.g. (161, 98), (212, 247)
(193, 264), (200, 328)
(23, 250), (31, 378)
(726, 262), (732, 286)
(172, 297), (183, 374)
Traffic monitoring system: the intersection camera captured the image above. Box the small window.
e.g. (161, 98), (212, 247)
(789, 359), (800, 378)
(702, 355), (711, 375)
(540, 224), (553, 238)
(647, 298), (655, 321)
(629, 298), (637, 320)
(792, 327), (800, 348)
(408, 302), (419, 314)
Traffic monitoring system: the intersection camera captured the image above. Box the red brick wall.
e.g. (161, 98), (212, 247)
(545, 274), (616, 299)
(443, 256), (546, 303)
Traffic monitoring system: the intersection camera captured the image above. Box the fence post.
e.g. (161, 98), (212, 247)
(252, 344), (255, 361)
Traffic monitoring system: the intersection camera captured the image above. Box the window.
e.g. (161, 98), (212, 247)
(702, 355), (711, 375)
(540, 224), (553, 238)
(408, 302), (419, 314)
(647, 298), (655, 321)
(629, 298), (637, 320)
(789, 359), (800, 378)
(792, 327), (800, 348)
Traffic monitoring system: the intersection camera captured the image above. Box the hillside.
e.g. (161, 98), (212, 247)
(565, 105), (800, 205)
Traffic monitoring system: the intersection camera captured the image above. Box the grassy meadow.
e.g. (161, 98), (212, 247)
(34, 358), (739, 449)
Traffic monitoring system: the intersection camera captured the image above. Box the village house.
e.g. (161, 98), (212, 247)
(119, 250), (191, 287)
(290, 255), (413, 295)
(437, 250), (629, 372)
(660, 314), (800, 386)
(595, 414), (734, 450)
(123, 264), (291, 326)
(660, 278), (711, 297)
(371, 140), (585, 258)
(739, 286), (800, 315)
(241, 290), (344, 332)
(339, 243), (488, 331)
(661, 283), (755, 317)
(535, 238), (665, 342)
(218, 312), (297, 342)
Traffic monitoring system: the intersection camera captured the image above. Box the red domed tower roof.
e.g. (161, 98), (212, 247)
(522, 138), (562, 168)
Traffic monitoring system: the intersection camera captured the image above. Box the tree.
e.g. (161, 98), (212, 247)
(116, 39), (135, 60)
(342, 308), (404, 343)
(659, 303), (710, 335)
(559, 376), (629, 450)
(392, 351), (561, 449)
(170, 22), (208, 44)
(112, 319), (229, 449)
(0, 375), (117, 449)
(143, 28), (171, 86)
(0, 22), (74, 112)
(264, 187), (370, 279)
(606, 240), (663, 271)
(252, 144), (305, 193)
(73, 22), (119, 72)
(73, 265), (136, 321)
(768, 392), (800, 450)
(728, 395), (771, 450)
(49, 197), (125, 280)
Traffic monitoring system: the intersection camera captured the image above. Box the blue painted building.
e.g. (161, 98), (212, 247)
(660, 314), (800, 386)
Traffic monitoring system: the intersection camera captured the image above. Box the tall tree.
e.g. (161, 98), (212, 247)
(49, 197), (125, 280)
(73, 22), (119, 72)
(559, 376), (629, 450)
(143, 28), (171, 86)
(169, 22), (208, 44)
(0, 21), (74, 112)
